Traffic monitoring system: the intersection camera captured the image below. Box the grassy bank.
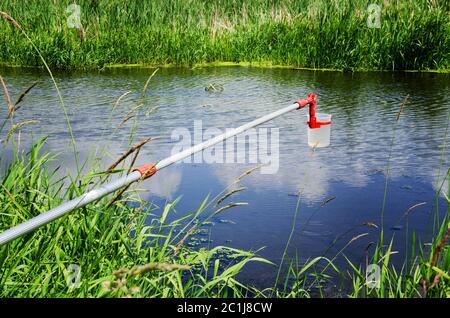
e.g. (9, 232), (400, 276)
(1, 0), (449, 71)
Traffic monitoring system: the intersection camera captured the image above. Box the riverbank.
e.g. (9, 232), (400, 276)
(2, 61), (449, 74)
(1, 0), (449, 71)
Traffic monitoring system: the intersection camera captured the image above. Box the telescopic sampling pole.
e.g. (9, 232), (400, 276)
(0, 93), (323, 246)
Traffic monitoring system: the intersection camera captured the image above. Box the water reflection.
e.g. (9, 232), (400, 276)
(145, 168), (182, 199)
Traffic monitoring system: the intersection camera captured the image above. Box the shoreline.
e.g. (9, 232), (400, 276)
(1, 61), (449, 74)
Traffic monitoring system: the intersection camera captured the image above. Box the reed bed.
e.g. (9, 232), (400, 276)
(0, 0), (449, 71)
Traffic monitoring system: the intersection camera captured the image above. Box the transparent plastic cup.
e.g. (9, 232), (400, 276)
(307, 113), (332, 148)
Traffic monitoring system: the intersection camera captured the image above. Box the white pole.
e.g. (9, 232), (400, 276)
(0, 102), (300, 245)
(156, 103), (299, 170)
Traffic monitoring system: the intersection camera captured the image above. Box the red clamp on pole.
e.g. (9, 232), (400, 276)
(295, 93), (317, 109)
(133, 163), (157, 179)
(295, 93), (331, 129)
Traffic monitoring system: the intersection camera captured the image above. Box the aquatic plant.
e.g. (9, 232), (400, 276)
(0, 0), (449, 71)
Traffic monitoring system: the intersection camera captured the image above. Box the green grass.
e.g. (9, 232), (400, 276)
(345, 214), (450, 298)
(1, 0), (449, 71)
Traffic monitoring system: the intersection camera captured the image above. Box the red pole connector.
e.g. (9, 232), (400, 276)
(133, 163), (157, 179)
(295, 93), (331, 129)
(296, 93), (317, 110)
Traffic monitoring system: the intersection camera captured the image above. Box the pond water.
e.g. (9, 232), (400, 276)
(0, 66), (449, 293)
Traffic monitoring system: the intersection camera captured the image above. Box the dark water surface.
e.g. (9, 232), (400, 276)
(0, 66), (448, 292)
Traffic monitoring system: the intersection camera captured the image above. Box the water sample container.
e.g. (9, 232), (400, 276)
(307, 113), (332, 148)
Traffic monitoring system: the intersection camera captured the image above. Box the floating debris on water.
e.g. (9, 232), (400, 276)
(197, 229), (210, 236)
(205, 83), (224, 92)
(365, 169), (384, 175)
(187, 240), (200, 247)
(321, 195), (336, 206)
(362, 221), (379, 229)
(217, 219), (236, 224)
